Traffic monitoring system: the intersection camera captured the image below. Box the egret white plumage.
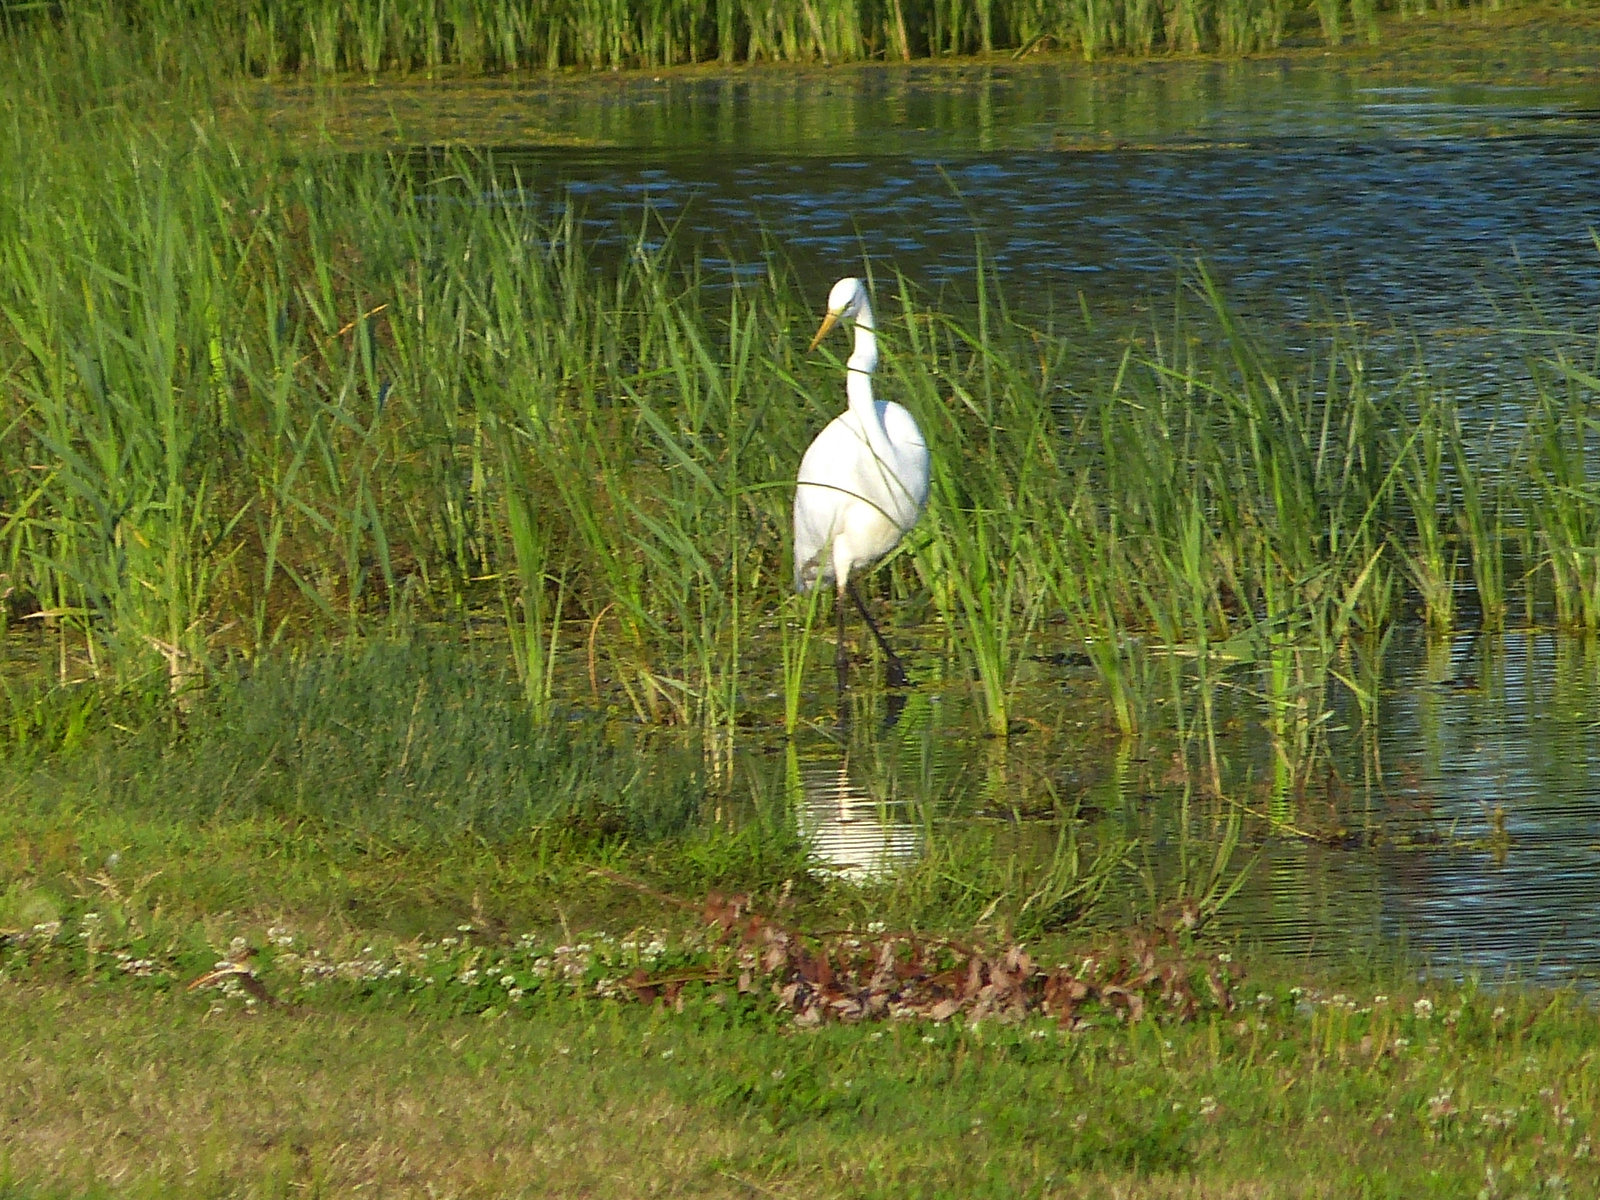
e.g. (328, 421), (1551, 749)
(793, 276), (929, 690)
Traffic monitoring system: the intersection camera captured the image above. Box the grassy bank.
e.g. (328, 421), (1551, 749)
(0, 643), (1582, 1197)
(0, 638), (1589, 1197)
(5, 967), (1596, 1198)
(0, 708), (1592, 1200)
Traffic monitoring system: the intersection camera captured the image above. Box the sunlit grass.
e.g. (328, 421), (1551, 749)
(5, 0), (1315, 84)
(4, 905), (1599, 1197)
(5, 9), (1600, 808)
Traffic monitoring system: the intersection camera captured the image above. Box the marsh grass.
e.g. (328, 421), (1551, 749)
(7, 20), (1600, 820)
(5, 0), (1321, 81)
(0, 634), (1142, 950)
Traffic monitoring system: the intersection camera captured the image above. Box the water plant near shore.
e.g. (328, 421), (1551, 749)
(6, 17), (1600, 815)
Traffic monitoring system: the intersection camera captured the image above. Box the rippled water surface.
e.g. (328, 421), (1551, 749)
(340, 47), (1600, 328)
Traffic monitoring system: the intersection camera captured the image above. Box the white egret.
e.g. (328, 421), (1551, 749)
(793, 276), (929, 690)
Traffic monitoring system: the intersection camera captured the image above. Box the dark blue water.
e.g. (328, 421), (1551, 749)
(385, 56), (1600, 331)
(513, 139), (1600, 334)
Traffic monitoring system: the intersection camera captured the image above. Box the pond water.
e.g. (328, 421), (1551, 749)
(347, 46), (1600, 334)
(781, 627), (1600, 987)
(277, 42), (1600, 982)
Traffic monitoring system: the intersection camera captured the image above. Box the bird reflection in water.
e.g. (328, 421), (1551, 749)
(791, 744), (923, 882)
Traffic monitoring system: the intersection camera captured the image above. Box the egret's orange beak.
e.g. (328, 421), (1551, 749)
(808, 310), (840, 353)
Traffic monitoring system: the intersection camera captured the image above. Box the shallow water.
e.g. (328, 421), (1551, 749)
(272, 42), (1600, 981)
(357, 49), (1600, 336)
(775, 627), (1600, 985)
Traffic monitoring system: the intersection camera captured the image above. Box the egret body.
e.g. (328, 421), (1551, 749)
(793, 276), (929, 690)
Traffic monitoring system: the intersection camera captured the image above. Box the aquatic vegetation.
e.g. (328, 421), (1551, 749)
(2, 0), (1352, 82)
(5, 14), (1600, 825)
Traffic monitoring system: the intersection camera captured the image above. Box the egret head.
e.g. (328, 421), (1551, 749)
(808, 276), (868, 351)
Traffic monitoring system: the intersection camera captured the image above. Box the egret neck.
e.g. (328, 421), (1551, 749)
(843, 296), (901, 507)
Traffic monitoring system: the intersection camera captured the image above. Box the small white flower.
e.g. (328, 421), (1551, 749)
(1413, 998), (1434, 1020)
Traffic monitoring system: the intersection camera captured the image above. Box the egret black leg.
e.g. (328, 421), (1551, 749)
(848, 579), (910, 688)
(835, 583), (851, 696)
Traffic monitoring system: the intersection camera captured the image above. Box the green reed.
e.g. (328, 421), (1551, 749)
(4, 0), (1366, 86)
(7, 22), (1600, 795)
(1452, 410), (1507, 632)
(893, 268), (1055, 736)
(1394, 385), (1457, 634)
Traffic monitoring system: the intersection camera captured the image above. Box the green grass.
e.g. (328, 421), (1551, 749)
(0, 971), (1589, 1198)
(0, 700), (1593, 1200)
(0, 638), (1132, 936)
(1, 968), (1595, 1198)
(0, 636), (1586, 1197)
(0, 650), (1592, 1196)
(0, 0), (1366, 83)
(7, 13), (1600, 813)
